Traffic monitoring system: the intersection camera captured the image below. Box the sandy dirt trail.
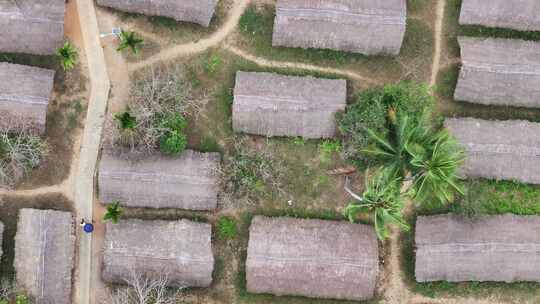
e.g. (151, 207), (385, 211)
(430, 0), (446, 87)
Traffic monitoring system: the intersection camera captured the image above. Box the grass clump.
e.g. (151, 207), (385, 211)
(217, 216), (237, 240)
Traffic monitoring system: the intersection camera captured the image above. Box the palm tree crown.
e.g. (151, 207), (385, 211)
(117, 30), (144, 54)
(103, 201), (123, 224)
(56, 41), (78, 71)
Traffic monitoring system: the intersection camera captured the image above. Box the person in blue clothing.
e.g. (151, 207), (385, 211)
(80, 218), (94, 233)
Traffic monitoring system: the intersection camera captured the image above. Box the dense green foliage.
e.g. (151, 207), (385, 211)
(158, 113), (188, 155)
(217, 216), (237, 240)
(113, 111), (137, 130)
(117, 30), (144, 54)
(56, 41), (78, 71)
(338, 82), (434, 166)
(104, 201), (123, 224)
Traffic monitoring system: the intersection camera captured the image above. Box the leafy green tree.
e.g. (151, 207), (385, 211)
(57, 41), (78, 71)
(117, 30), (144, 54)
(104, 201), (123, 224)
(344, 170), (409, 240)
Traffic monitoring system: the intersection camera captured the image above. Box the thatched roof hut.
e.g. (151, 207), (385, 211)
(96, 0), (217, 27)
(272, 0), (407, 55)
(416, 214), (540, 282)
(246, 216), (379, 301)
(459, 0), (540, 31)
(103, 219), (214, 287)
(0, 0), (65, 55)
(232, 71), (347, 139)
(98, 150), (221, 210)
(454, 37), (540, 108)
(14, 209), (75, 304)
(445, 117), (540, 184)
(0, 62), (55, 134)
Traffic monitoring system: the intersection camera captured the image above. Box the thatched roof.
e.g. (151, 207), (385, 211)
(232, 71), (347, 139)
(445, 117), (540, 184)
(0, 0), (65, 55)
(246, 216), (379, 301)
(96, 0), (217, 27)
(416, 214), (540, 282)
(454, 37), (540, 108)
(0, 62), (55, 134)
(102, 219), (214, 287)
(272, 0), (407, 55)
(14, 209), (75, 304)
(98, 150), (221, 210)
(459, 0), (540, 31)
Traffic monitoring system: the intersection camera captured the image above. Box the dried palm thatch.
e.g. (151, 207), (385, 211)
(0, 0), (65, 55)
(102, 219), (214, 288)
(14, 209), (75, 304)
(272, 0), (407, 55)
(233, 71), (347, 139)
(96, 0), (217, 27)
(454, 37), (540, 108)
(0, 63), (55, 135)
(416, 214), (540, 282)
(246, 216), (379, 301)
(98, 150), (221, 210)
(445, 117), (540, 184)
(459, 0), (540, 31)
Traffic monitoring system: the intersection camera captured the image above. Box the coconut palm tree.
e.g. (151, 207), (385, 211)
(103, 201), (123, 224)
(361, 109), (464, 205)
(117, 30), (144, 54)
(56, 41), (78, 71)
(344, 170), (409, 240)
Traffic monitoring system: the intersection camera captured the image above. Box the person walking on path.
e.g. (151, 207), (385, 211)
(80, 219), (94, 233)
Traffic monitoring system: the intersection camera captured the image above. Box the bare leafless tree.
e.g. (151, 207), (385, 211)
(103, 65), (208, 155)
(0, 117), (48, 189)
(106, 269), (184, 304)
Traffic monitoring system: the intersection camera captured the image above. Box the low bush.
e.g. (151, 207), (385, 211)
(217, 216), (237, 240)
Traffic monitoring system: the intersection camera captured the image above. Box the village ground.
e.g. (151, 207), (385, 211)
(1, 0), (540, 304)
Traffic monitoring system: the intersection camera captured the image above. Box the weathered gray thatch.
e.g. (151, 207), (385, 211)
(103, 219), (214, 287)
(233, 71), (347, 139)
(14, 209), (75, 304)
(445, 117), (540, 184)
(454, 37), (540, 108)
(0, 62), (55, 134)
(246, 216), (379, 301)
(0, 0), (65, 55)
(98, 150), (221, 210)
(272, 0), (407, 55)
(0, 221), (4, 261)
(416, 214), (540, 282)
(96, 0), (217, 27)
(459, 0), (540, 31)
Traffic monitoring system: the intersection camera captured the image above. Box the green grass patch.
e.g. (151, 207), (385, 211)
(436, 65), (459, 99)
(217, 216), (238, 240)
(460, 25), (540, 41)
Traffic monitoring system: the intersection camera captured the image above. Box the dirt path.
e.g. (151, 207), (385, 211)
(128, 0), (250, 71)
(430, 0), (446, 87)
(224, 44), (381, 85)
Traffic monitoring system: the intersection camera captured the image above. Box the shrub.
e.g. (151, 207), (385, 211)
(0, 126), (48, 189)
(217, 216), (237, 240)
(15, 295), (29, 304)
(113, 111), (137, 130)
(338, 82), (434, 166)
(56, 41), (78, 71)
(204, 54), (222, 75)
(159, 130), (187, 155)
(318, 139), (341, 163)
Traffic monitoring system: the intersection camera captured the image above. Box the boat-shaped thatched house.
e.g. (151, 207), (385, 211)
(103, 219), (214, 287)
(246, 216), (379, 301)
(98, 150), (221, 210)
(0, 0), (65, 55)
(0, 62), (55, 134)
(416, 214), (540, 282)
(445, 118), (540, 184)
(459, 0), (540, 31)
(232, 71), (347, 139)
(272, 0), (407, 55)
(454, 37), (540, 108)
(14, 209), (75, 304)
(96, 0), (217, 27)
